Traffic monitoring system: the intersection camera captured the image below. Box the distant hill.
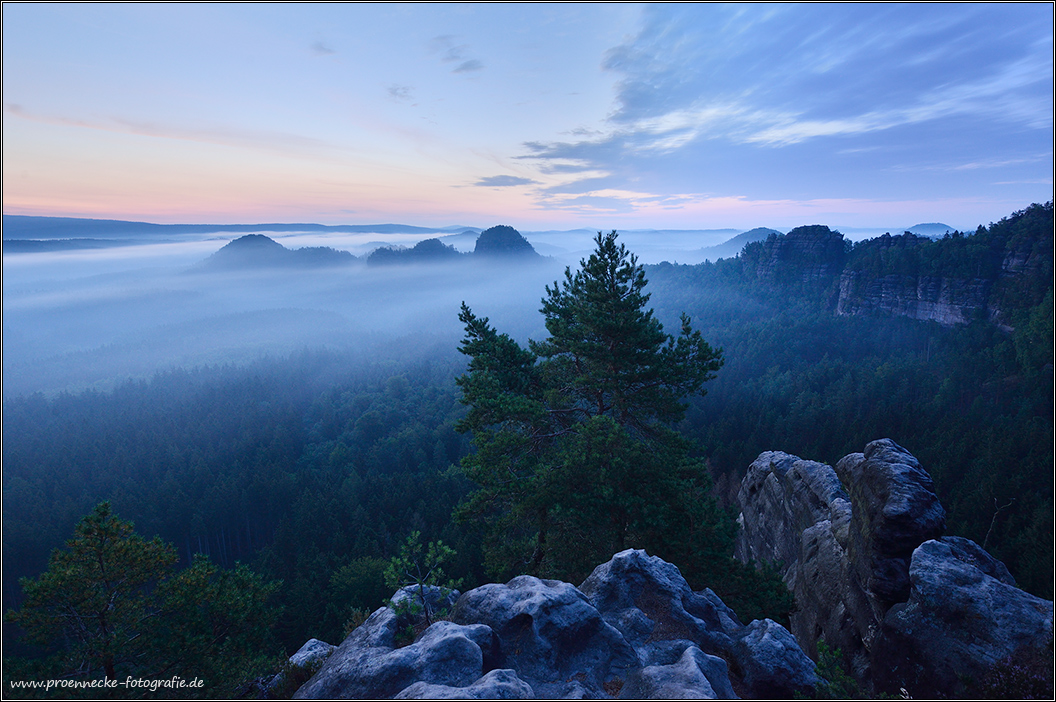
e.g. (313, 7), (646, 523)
(2, 215), (468, 240)
(368, 226), (542, 265)
(195, 234), (356, 271)
(367, 238), (464, 266)
(3, 238), (131, 253)
(906, 222), (957, 238)
(698, 227), (782, 262)
(473, 225), (540, 258)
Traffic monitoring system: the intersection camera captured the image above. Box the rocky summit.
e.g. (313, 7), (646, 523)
(289, 550), (817, 699)
(735, 438), (1054, 697)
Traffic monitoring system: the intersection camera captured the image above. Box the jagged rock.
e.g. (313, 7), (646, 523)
(735, 439), (1055, 698)
(619, 646), (735, 699)
(835, 439), (946, 610)
(395, 668), (535, 699)
(874, 537), (1055, 697)
(450, 575), (638, 698)
(292, 550), (819, 699)
(836, 270), (992, 326)
(580, 548), (817, 698)
(292, 587), (495, 700)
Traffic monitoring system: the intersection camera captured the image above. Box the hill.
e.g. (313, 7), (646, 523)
(697, 227), (782, 262)
(367, 238), (465, 265)
(196, 234), (356, 271)
(472, 225), (540, 258)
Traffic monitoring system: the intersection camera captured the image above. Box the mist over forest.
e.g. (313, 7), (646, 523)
(3, 206), (1052, 694)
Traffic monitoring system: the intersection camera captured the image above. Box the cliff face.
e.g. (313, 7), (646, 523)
(735, 439), (1054, 697)
(744, 225), (848, 287)
(834, 203), (1053, 328)
(836, 271), (992, 326)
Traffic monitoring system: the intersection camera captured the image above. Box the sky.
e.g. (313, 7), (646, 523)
(3, 3), (1053, 231)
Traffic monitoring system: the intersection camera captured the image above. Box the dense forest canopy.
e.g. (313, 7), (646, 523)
(3, 204), (1051, 687)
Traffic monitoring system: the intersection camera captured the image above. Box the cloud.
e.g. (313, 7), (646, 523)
(388, 85), (413, 101)
(474, 175), (537, 187)
(508, 3), (1053, 216)
(5, 104), (341, 162)
(430, 34), (484, 74)
(453, 59), (483, 74)
(311, 41), (335, 56)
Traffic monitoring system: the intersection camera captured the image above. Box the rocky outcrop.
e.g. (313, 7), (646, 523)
(735, 438), (1054, 696)
(293, 550), (818, 699)
(876, 537), (1055, 698)
(748, 225), (847, 285)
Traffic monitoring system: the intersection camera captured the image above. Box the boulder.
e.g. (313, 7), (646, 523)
(874, 537), (1055, 697)
(580, 548), (817, 698)
(450, 574), (638, 699)
(293, 608), (496, 699)
(619, 646), (735, 699)
(735, 438), (1055, 697)
(395, 668), (535, 699)
(289, 638), (335, 668)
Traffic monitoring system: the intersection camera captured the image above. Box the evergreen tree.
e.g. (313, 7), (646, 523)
(456, 231), (728, 582)
(4, 503), (281, 697)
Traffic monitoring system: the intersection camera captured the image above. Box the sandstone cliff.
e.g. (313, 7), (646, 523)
(734, 202), (1052, 329)
(735, 438), (1054, 697)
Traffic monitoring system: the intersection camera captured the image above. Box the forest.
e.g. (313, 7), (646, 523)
(2, 203), (1052, 695)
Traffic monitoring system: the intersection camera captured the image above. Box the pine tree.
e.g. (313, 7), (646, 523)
(5, 503), (281, 696)
(456, 231), (728, 582)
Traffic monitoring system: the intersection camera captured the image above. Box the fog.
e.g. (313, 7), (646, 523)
(2, 230), (545, 397)
(2, 223), (764, 398)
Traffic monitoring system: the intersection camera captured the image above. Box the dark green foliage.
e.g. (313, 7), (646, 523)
(456, 231), (727, 583)
(711, 559), (796, 629)
(473, 225), (538, 257)
(383, 531), (460, 628)
(367, 238), (464, 265)
(4, 503), (281, 698)
(809, 641), (866, 699)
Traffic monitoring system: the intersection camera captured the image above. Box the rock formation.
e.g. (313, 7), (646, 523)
(473, 225), (540, 258)
(836, 270), (992, 326)
(292, 550), (818, 699)
(747, 225), (847, 286)
(735, 438), (1054, 696)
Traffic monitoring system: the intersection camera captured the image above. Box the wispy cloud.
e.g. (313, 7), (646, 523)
(5, 104), (341, 162)
(519, 3), (1052, 195)
(311, 41), (335, 56)
(430, 35), (485, 74)
(453, 59), (483, 74)
(474, 175), (537, 187)
(388, 85), (413, 101)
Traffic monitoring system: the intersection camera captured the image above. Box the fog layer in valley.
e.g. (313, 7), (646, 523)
(3, 229), (571, 397)
(2, 216), (963, 398)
